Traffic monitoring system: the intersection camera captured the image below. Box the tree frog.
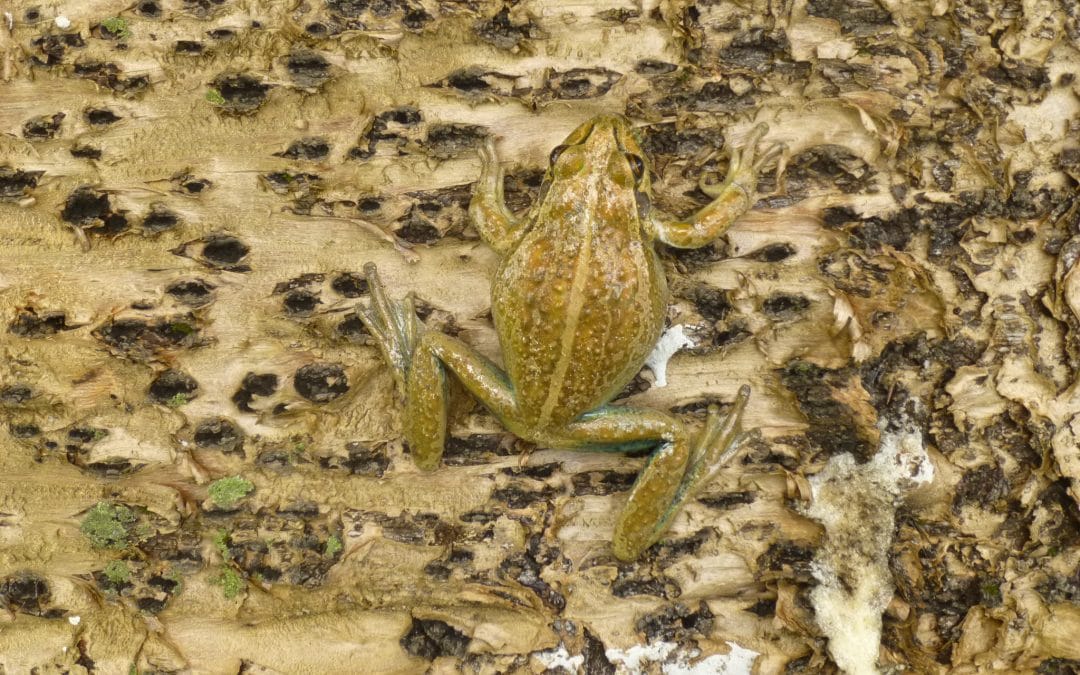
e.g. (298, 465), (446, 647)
(359, 115), (777, 560)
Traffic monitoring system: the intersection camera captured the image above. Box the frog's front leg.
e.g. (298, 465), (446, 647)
(655, 123), (781, 249)
(468, 137), (526, 255)
(551, 387), (750, 561)
(358, 264), (518, 470)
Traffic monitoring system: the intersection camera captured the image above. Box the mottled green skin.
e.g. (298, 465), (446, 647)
(360, 115), (771, 560)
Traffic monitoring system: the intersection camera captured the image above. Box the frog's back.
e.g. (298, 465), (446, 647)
(492, 210), (665, 430)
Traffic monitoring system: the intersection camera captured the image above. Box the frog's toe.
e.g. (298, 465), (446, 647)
(357, 263), (420, 392)
(751, 140), (784, 173)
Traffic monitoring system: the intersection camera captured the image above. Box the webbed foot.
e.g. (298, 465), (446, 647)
(699, 123), (783, 199)
(679, 384), (751, 507)
(356, 263), (420, 394)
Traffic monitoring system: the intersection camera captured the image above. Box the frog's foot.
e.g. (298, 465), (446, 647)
(676, 384), (751, 510)
(357, 262), (420, 394)
(699, 123), (783, 199)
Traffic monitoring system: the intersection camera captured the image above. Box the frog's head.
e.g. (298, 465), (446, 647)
(547, 114), (652, 196)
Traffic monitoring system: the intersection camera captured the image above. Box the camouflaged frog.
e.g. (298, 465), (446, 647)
(360, 114), (778, 560)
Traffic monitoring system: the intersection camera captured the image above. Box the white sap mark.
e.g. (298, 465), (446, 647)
(803, 420), (933, 675)
(54, 15), (71, 28)
(4, 12), (13, 31)
(68, 615), (81, 625)
(607, 640), (758, 674)
(645, 324), (695, 387)
(535, 645), (584, 672)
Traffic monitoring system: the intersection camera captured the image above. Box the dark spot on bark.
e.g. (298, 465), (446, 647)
(62, 187), (110, 224)
(490, 484), (559, 509)
(142, 203), (180, 233)
(786, 145), (874, 195)
(572, 470), (637, 496)
(184, 0), (228, 19)
(10, 423), (41, 438)
(322, 442), (389, 477)
(581, 629), (616, 674)
(137, 1), (163, 18)
(22, 112), (65, 140)
(953, 464), (1009, 510)
(474, 6), (541, 51)
(95, 315), (201, 354)
(283, 289), (321, 316)
(68, 427), (106, 443)
(697, 491), (756, 510)
(166, 279), (215, 307)
(546, 68), (623, 100)
(294, 363), (348, 403)
(336, 315), (368, 341)
(423, 123), (487, 159)
(395, 217), (441, 244)
(194, 417), (244, 453)
(805, 0), (893, 34)
(762, 293), (811, 319)
(9, 309), (74, 337)
(402, 9), (432, 30)
(756, 540), (815, 575)
(70, 145), (102, 159)
(682, 283), (731, 322)
(31, 32), (85, 67)
(356, 197), (381, 213)
(780, 360), (873, 461)
(0, 385), (33, 405)
(210, 72), (272, 113)
(635, 59), (677, 75)
(201, 235), (249, 266)
(149, 369), (199, 404)
(136, 596), (168, 613)
(400, 618), (470, 660)
(441, 434), (508, 466)
(1, 573), (52, 615)
(1038, 658), (1080, 674)
(85, 108), (121, 125)
(639, 122), (724, 159)
(276, 137), (330, 160)
(331, 272), (367, 297)
(287, 49), (330, 87)
(746, 242), (796, 262)
(175, 40), (205, 54)
(272, 273), (324, 295)
(207, 28), (235, 40)
(747, 598), (776, 617)
(243, 372), (279, 397)
(636, 601), (714, 642)
(0, 166), (43, 201)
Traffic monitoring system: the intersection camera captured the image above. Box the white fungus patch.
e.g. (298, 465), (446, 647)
(68, 615), (81, 626)
(54, 15), (71, 29)
(803, 422), (933, 675)
(645, 324), (695, 387)
(606, 640), (758, 674)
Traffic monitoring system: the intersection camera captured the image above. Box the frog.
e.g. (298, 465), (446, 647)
(359, 114), (778, 560)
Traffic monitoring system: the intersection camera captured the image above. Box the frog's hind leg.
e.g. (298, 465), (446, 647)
(552, 387), (751, 561)
(358, 264), (517, 471)
(551, 407), (694, 561)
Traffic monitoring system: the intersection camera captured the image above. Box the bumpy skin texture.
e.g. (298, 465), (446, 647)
(359, 115), (773, 560)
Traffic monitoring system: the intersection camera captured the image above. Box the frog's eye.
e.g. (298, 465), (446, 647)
(549, 145), (567, 166)
(627, 154), (646, 183)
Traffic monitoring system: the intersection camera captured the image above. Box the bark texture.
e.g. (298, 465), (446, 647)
(1, 0), (1079, 673)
